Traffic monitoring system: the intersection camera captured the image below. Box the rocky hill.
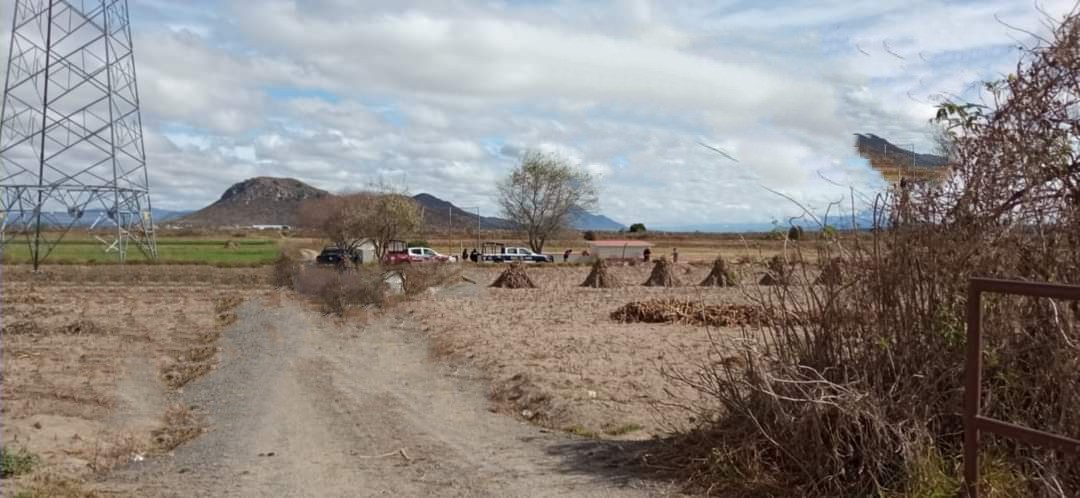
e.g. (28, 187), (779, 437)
(176, 177), (330, 226)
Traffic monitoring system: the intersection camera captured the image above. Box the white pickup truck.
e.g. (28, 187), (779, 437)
(481, 246), (554, 263)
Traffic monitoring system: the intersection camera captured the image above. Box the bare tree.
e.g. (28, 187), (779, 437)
(496, 150), (598, 252)
(300, 191), (421, 260)
(298, 194), (367, 251)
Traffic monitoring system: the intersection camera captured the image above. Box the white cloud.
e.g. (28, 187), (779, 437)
(2, 0), (1074, 225)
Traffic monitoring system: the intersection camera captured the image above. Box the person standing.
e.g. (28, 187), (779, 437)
(643, 247), (651, 262)
(462, 248), (468, 262)
(470, 249), (479, 262)
(563, 249), (572, 262)
(672, 247), (679, 264)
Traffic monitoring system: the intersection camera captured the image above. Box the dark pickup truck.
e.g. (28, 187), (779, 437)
(315, 246), (361, 266)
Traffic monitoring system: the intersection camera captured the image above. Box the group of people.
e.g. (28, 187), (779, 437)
(461, 248), (481, 262)
(641, 247), (677, 263)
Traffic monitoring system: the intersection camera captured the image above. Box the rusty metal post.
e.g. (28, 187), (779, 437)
(963, 280), (983, 498)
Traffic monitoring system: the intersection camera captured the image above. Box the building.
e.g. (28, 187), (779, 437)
(585, 240), (654, 262)
(351, 238), (377, 264)
(251, 224), (291, 231)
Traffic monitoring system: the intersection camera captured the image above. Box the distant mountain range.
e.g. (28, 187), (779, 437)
(654, 216), (876, 234)
(855, 133), (950, 183)
(14, 208), (190, 228)
(158, 177), (623, 231)
(411, 193), (517, 230)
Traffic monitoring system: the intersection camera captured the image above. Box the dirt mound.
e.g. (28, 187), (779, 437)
(611, 298), (769, 327)
(759, 255), (790, 286)
(489, 373), (565, 425)
(700, 257), (738, 287)
(581, 258), (622, 288)
(491, 263), (537, 289)
(643, 257), (681, 287)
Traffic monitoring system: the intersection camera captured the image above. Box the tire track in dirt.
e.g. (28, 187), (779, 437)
(112, 297), (678, 497)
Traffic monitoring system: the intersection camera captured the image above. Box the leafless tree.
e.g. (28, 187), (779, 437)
(300, 191), (421, 260)
(496, 150), (597, 253)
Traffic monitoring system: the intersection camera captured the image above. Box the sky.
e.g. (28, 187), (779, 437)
(2, 0), (1077, 227)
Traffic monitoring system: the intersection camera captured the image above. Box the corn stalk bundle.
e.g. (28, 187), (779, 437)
(643, 257), (682, 287)
(700, 256), (739, 287)
(490, 262), (537, 289)
(759, 255), (789, 286)
(581, 258), (623, 288)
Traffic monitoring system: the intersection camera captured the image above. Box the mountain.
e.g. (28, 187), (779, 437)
(413, 193), (624, 231)
(176, 177), (330, 226)
(654, 216), (876, 234)
(28, 208), (191, 228)
(412, 193), (517, 230)
(855, 133), (950, 182)
(569, 206), (625, 231)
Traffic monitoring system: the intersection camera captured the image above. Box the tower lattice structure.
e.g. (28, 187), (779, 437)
(0, 0), (156, 269)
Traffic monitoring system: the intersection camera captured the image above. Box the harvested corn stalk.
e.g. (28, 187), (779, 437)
(581, 258), (622, 288)
(611, 298), (775, 327)
(700, 257), (738, 287)
(643, 257), (681, 287)
(490, 262), (537, 289)
(814, 258), (844, 285)
(759, 255), (789, 286)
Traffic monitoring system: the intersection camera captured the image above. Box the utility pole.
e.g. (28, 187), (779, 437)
(460, 206), (481, 258)
(1, 0), (158, 268)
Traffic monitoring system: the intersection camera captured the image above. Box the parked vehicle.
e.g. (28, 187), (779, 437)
(315, 245), (361, 266)
(480, 242), (554, 263)
(407, 247), (456, 263)
(381, 240), (412, 265)
(381, 241), (457, 264)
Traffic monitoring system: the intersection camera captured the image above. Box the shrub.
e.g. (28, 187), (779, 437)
(820, 225), (838, 239)
(786, 225), (803, 240)
(402, 264), (461, 295)
(582, 230), (596, 241)
(661, 15), (1080, 497)
(406, 240), (430, 248)
(270, 255), (297, 289)
(293, 266), (385, 315)
(1, 447), (37, 478)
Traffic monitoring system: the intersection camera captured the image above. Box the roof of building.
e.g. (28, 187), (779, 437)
(586, 240), (654, 247)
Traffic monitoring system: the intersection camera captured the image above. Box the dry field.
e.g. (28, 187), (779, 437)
(0, 265), (269, 496)
(411, 262), (771, 440)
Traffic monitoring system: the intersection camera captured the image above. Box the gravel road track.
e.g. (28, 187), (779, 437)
(114, 296), (677, 497)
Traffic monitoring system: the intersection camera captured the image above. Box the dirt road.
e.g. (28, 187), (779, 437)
(115, 296), (676, 497)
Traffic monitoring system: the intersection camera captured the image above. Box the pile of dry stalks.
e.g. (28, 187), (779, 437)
(491, 262), (537, 289)
(700, 257), (738, 287)
(581, 258), (622, 288)
(758, 255), (789, 286)
(611, 298), (770, 327)
(643, 257), (681, 287)
(659, 14), (1080, 497)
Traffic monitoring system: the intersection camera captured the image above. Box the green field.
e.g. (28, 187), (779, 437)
(0, 238), (281, 266)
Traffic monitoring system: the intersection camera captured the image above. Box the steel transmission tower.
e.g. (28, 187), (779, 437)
(0, 0), (157, 269)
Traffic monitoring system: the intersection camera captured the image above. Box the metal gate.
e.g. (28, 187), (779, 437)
(964, 278), (1080, 497)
